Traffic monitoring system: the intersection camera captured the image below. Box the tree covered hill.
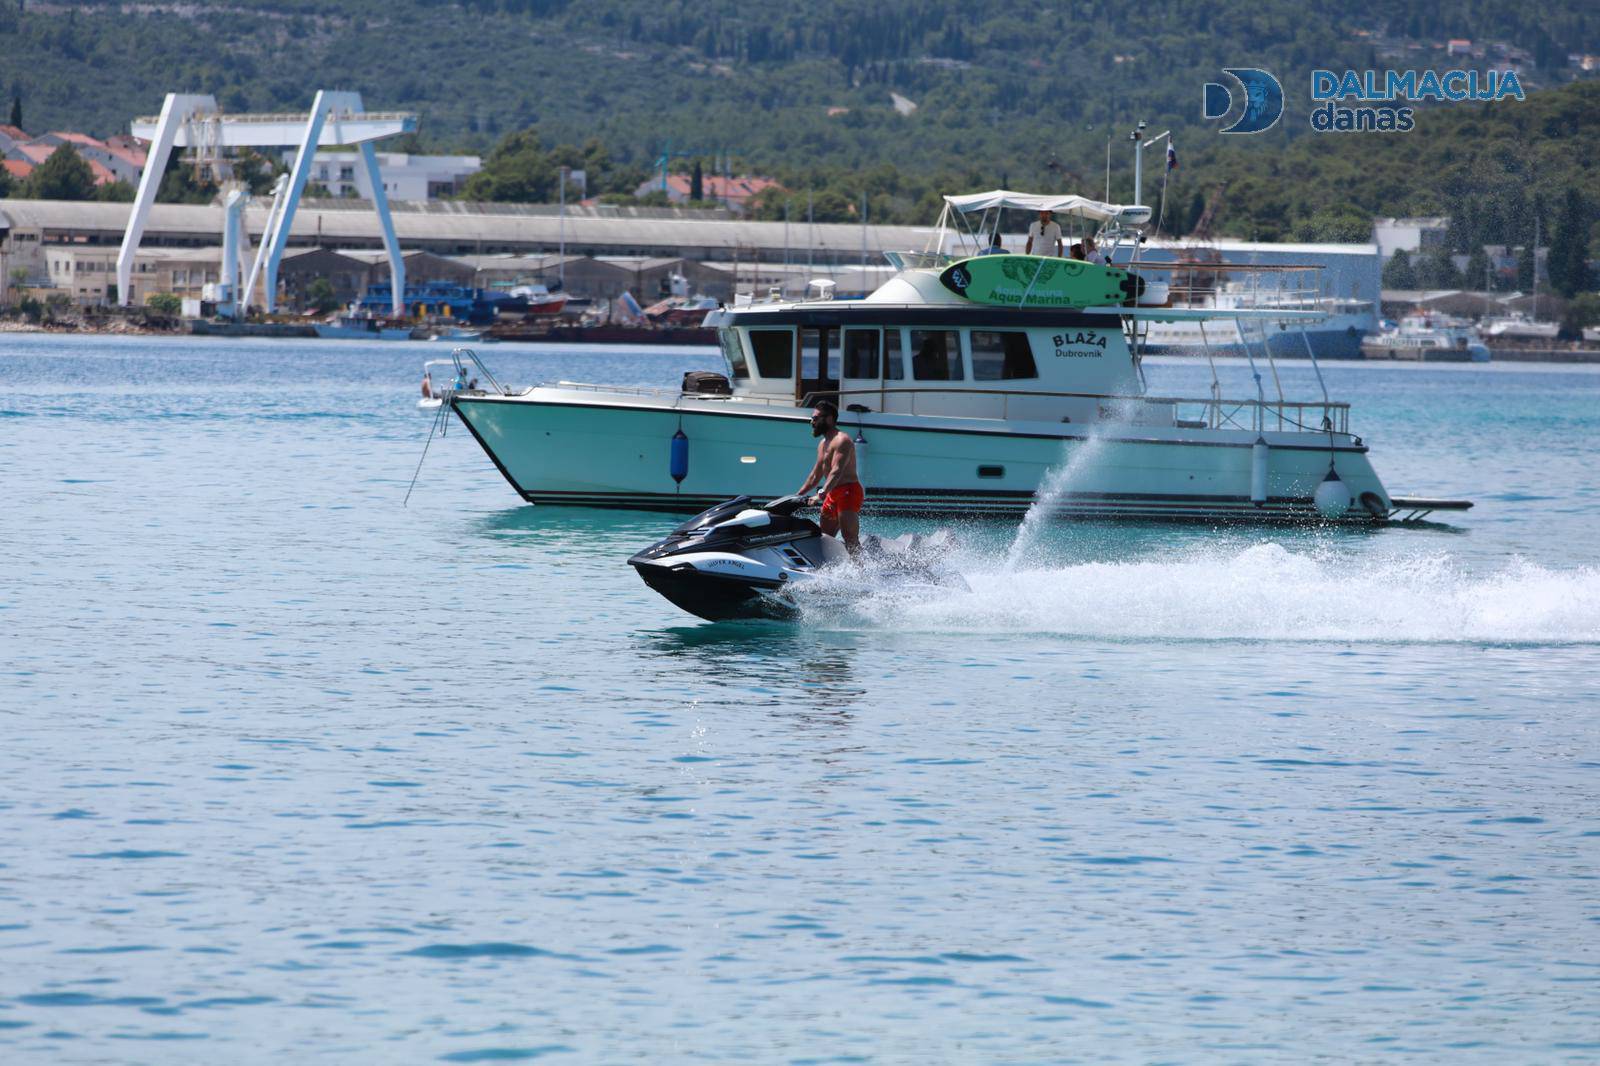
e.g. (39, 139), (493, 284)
(4, 0), (1595, 158)
(0, 0), (1594, 249)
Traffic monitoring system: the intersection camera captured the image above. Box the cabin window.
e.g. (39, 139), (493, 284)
(884, 329), (905, 380)
(799, 328), (837, 380)
(842, 329), (879, 378)
(970, 331), (1039, 380)
(910, 330), (963, 381)
(718, 328), (749, 379)
(749, 329), (793, 379)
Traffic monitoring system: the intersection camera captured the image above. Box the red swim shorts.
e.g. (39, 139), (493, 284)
(820, 482), (865, 519)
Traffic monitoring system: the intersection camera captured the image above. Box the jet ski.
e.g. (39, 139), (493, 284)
(628, 495), (966, 621)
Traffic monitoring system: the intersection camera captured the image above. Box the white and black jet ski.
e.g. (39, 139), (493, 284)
(628, 495), (966, 621)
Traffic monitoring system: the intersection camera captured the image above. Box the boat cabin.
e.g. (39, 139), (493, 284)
(708, 267), (1147, 425)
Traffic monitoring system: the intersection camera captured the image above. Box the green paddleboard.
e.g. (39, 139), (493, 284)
(938, 254), (1139, 309)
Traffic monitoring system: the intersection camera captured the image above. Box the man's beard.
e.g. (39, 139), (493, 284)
(812, 424), (826, 437)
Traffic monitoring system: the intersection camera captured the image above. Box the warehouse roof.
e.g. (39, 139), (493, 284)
(0, 199), (1379, 262)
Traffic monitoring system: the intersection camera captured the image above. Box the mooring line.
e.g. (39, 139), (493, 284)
(403, 401), (448, 507)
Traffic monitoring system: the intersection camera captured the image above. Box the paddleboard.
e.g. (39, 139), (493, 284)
(938, 254), (1140, 309)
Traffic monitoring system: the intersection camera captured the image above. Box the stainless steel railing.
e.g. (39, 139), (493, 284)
(803, 385), (1350, 435)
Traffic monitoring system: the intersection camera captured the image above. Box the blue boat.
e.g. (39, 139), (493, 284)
(358, 282), (528, 325)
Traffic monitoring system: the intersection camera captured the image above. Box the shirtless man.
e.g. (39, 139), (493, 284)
(795, 400), (863, 554)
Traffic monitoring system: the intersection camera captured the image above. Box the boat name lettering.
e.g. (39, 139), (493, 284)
(1052, 331), (1106, 358)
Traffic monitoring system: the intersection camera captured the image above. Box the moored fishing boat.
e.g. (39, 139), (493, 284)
(448, 190), (1470, 524)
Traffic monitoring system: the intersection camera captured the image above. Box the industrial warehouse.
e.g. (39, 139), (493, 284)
(0, 196), (1381, 309)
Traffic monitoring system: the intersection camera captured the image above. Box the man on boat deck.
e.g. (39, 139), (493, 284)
(1025, 209), (1063, 257)
(796, 400), (863, 555)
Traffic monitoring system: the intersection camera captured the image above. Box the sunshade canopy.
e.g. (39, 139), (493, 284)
(943, 190), (1131, 222)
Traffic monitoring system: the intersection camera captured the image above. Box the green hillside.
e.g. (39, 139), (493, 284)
(0, 0), (1595, 252)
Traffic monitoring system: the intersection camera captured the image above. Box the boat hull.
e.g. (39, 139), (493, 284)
(315, 324), (415, 340)
(452, 392), (1394, 523)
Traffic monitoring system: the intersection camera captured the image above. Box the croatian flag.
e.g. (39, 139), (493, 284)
(1167, 143), (1178, 172)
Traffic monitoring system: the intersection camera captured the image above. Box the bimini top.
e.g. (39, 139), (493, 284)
(943, 189), (1140, 223)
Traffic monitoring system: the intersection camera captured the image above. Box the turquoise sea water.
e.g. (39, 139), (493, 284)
(3, 334), (1598, 1062)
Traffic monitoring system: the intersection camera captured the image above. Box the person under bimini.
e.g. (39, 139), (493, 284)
(1025, 209), (1062, 257)
(795, 400), (863, 555)
(978, 231), (1006, 255)
(1068, 242), (1086, 261)
(1083, 236), (1109, 265)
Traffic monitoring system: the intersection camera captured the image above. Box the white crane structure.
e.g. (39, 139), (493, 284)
(116, 91), (417, 316)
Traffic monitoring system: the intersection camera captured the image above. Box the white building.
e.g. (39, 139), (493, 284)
(282, 151), (481, 201)
(1372, 217), (1449, 262)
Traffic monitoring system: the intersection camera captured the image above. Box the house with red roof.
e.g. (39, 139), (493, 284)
(36, 131), (145, 185)
(6, 138), (126, 188)
(633, 173), (782, 214)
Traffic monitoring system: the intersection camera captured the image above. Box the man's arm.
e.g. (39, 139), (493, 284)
(796, 449), (828, 495)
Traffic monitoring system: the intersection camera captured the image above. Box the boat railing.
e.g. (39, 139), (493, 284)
(450, 347), (512, 396)
(1121, 261), (1330, 313)
(508, 377), (1348, 434)
(806, 385), (1350, 435)
(549, 380), (687, 399)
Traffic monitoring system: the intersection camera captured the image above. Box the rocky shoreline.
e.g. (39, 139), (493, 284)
(0, 315), (181, 336)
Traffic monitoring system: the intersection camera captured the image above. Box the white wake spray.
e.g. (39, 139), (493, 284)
(794, 542), (1600, 644)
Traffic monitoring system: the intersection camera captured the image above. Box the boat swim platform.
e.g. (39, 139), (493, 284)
(1388, 496), (1474, 522)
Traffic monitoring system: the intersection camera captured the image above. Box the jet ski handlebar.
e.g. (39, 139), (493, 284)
(762, 494), (809, 515)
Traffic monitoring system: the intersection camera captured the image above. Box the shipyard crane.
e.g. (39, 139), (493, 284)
(117, 92), (416, 317)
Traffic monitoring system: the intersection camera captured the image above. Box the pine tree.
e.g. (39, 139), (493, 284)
(1547, 187), (1594, 298)
(7, 93), (19, 130)
(1465, 246), (1491, 291)
(1417, 249), (1463, 289)
(690, 159), (703, 202)
(26, 143), (96, 201)
(1382, 249), (1416, 289)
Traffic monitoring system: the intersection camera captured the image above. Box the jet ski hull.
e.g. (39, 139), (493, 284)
(630, 559), (797, 622)
(628, 494), (966, 623)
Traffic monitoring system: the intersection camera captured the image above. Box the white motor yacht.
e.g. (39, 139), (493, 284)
(1142, 282), (1376, 359)
(1480, 311), (1559, 341)
(448, 190), (1469, 524)
(1363, 312), (1491, 362)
